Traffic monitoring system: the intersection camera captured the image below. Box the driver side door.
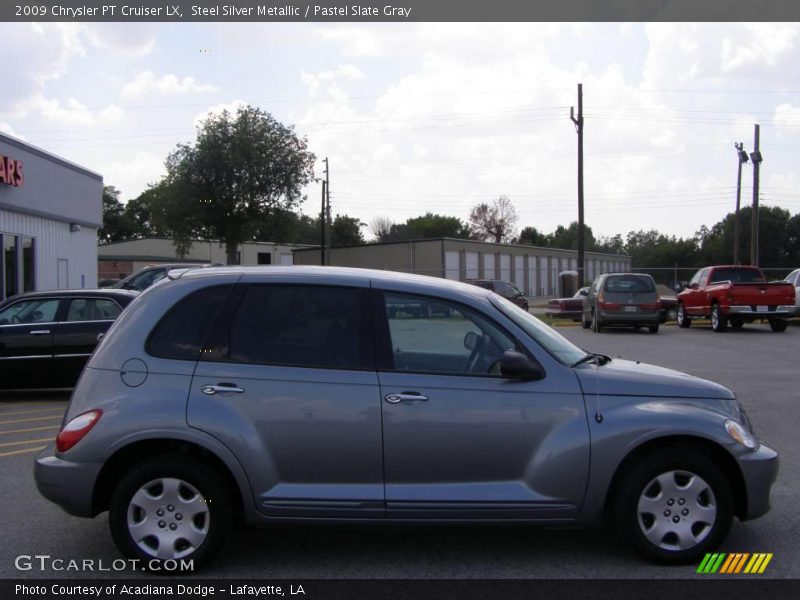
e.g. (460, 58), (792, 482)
(374, 290), (590, 520)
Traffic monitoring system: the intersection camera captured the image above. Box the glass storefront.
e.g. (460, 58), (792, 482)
(0, 234), (35, 301)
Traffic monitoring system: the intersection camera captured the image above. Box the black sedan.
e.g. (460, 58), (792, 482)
(0, 289), (138, 390)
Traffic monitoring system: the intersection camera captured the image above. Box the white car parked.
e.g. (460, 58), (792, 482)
(783, 269), (800, 315)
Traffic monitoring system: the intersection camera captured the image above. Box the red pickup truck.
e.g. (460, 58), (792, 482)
(677, 265), (795, 332)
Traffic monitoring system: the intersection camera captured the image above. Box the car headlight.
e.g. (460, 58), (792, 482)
(725, 420), (758, 449)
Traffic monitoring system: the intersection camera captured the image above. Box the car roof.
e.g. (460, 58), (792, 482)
(2, 289), (139, 300)
(176, 265), (494, 299)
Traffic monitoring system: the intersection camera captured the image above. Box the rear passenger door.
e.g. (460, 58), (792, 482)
(50, 297), (123, 387)
(186, 282), (385, 518)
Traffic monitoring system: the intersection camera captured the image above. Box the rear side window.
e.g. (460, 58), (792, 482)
(223, 285), (373, 370)
(147, 285), (233, 360)
(604, 275), (655, 293)
(66, 298), (121, 321)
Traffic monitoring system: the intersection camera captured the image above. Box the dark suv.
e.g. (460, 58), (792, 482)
(468, 279), (528, 310)
(582, 273), (661, 333)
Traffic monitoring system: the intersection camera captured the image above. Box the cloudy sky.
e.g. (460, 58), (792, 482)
(2, 22), (799, 241)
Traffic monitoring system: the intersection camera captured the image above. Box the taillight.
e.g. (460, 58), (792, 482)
(597, 292), (605, 306)
(56, 409), (103, 453)
(641, 303), (660, 310)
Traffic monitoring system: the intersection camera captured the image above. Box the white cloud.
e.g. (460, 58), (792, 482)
(773, 103), (800, 135)
(102, 152), (167, 201)
(0, 122), (24, 140)
(122, 71), (219, 98)
(193, 100), (248, 127)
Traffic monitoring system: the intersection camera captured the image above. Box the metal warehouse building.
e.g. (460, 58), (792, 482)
(293, 238), (631, 297)
(1, 132), (102, 300)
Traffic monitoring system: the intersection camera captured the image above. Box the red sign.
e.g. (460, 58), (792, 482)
(0, 154), (24, 187)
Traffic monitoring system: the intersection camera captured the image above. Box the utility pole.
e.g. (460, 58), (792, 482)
(750, 126), (763, 266)
(320, 178), (327, 265)
(570, 83), (585, 285)
(324, 157), (331, 264)
(733, 142), (748, 265)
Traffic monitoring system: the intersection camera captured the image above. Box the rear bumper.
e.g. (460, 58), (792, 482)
(736, 442), (779, 521)
(35, 444), (102, 518)
(726, 305), (795, 318)
(598, 310), (660, 325)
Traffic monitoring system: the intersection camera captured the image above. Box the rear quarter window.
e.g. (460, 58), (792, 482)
(146, 285), (233, 360)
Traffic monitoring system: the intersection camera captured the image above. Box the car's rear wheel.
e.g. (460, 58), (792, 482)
(109, 456), (232, 571)
(648, 323), (659, 334)
(711, 304), (727, 332)
(769, 318), (788, 332)
(677, 303), (691, 328)
(614, 449), (733, 564)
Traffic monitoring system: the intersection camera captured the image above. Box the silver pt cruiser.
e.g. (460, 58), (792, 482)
(35, 267), (778, 569)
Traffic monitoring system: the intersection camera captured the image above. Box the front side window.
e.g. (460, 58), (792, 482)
(225, 285), (373, 370)
(382, 293), (517, 376)
(66, 298), (122, 321)
(0, 298), (59, 325)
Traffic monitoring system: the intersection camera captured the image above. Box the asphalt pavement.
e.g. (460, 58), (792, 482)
(0, 321), (797, 579)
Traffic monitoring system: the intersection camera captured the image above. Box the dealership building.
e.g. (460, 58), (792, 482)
(293, 238), (631, 297)
(0, 132), (102, 301)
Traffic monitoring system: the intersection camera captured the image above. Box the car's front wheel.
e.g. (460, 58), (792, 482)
(614, 448), (733, 564)
(677, 303), (691, 328)
(109, 456), (232, 571)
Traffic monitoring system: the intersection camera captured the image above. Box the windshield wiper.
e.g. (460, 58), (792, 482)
(571, 352), (611, 368)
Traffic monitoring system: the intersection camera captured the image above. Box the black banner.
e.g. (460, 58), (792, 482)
(4, 0), (800, 22)
(4, 579), (800, 600)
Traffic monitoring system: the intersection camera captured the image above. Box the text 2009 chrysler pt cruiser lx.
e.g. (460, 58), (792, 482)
(35, 267), (778, 569)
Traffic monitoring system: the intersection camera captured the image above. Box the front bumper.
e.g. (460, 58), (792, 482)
(736, 442), (779, 521)
(35, 444), (103, 518)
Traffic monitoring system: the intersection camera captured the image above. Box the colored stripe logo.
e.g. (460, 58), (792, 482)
(697, 553), (773, 574)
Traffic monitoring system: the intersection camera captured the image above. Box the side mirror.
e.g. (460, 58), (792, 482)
(500, 350), (545, 380)
(690, 283), (700, 290)
(464, 331), (478, 351)
(579, 289), (588, 296)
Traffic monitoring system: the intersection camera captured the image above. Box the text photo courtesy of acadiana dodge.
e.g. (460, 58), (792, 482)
(15, 584), (306, 597)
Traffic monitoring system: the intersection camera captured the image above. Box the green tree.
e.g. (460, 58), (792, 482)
(150, 106), (316, 263)
(405, 213), (470, 239)
(98, 186), (136, 243)
(330, 215), (366, 247)
(516, 226), (549, 247)
(547, 221), (597, 251)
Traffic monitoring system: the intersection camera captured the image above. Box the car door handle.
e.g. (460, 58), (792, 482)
(385, 392), (429, 404)
(29, 330), (50, 335)
(201, 383), (245, 395)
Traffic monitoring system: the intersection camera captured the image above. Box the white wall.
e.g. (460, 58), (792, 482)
(2, 210), (97, 291)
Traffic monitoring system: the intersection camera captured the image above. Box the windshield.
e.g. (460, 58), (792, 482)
(491, 295), (586, 366)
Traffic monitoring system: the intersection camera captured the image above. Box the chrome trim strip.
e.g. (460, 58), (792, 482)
(0, 355), (52, 360)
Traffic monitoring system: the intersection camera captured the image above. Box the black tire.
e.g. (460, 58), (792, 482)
(677, 303), (691, 328)
(613, 448), (733, 564)
(711, 303), (727, 332)
(769, 318), (788, 332)
(648, 323), (659, 334)
(109, 456), (232, 571)
(592, 311), (603, 333)
(581, 311), (591, 329)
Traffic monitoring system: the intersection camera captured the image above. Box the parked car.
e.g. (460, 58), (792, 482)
(659, 295), (678, 322)
(782, 268), (800, 315)
(467, 279), (528, 310)
(582, 273), (662, 333)
(677, 266), (795, 332)
(113, 263), (209, 292)
(546, 287), (590, 321)
(35, 267), (777, 569)
(0, 289), (138, 389)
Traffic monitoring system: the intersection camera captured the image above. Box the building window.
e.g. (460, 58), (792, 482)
(21, 236), (34, 292)
(2, 235), (18, 300)
(257, 252), (272, 265)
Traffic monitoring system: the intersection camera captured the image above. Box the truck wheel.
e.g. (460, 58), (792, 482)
(613, 448), (733, 564)
(581, 312), (591, 329)
(677, 303), (691, 328)
(769, 318), (788, 332)
(710, 304), (727, 332)
(109, 456), (232, 571)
